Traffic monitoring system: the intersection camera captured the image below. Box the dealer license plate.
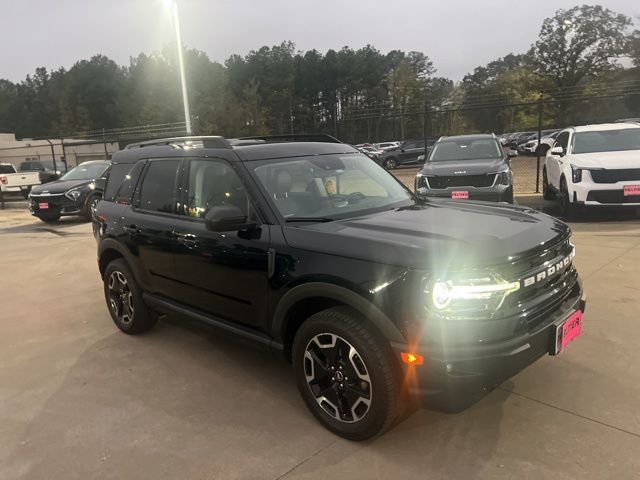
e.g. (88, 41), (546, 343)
(553, 310), (583, 355)
(451, 191), (469, 200)
(38, 202), (49, 210)
(623, 185), (640, 196)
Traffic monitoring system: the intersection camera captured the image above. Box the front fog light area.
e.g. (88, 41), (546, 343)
(427, 276), (521, 316)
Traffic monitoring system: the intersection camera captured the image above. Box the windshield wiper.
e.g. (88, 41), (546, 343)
(285, 217), (335, 223)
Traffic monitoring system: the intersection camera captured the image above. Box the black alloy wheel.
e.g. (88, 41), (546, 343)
(292, 307), (404, 440)
(103, 259), (158, 334)
(303, 333), (372, 424)
(107, 270), (135, 327)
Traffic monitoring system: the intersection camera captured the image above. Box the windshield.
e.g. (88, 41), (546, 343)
(250, 153), (414, 220)
(60, 163), (108, 181)
(429, 138), (502, 162)
(572, 128), (640, 154)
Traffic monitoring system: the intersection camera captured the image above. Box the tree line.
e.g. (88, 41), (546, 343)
(0, 4), (638, 144)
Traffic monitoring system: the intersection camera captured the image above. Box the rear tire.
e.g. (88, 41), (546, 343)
(292, 307), (404, 441)
(103, 259), (158, 334)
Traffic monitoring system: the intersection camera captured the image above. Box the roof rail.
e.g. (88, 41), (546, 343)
(237, 133), (343, 144)
(123, 136), (231, 150)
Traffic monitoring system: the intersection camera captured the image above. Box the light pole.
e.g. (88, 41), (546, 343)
(167, 0), (192, 134)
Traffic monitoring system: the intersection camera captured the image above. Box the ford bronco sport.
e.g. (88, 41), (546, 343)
(94, 136), (586, 440)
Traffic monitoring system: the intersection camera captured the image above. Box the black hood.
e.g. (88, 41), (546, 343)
(283, 201), (569, 270)
(31, 179), (93, 195)
(419, 158), (507, 176)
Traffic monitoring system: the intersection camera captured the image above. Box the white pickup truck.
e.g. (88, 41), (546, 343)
(0, 163), (41, 208)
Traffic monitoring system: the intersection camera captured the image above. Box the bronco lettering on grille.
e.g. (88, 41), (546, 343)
(522, 256), (572, 288)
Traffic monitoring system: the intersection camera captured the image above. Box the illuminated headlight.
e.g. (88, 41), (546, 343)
(65, 188), (82, 201)
(427, 275), (520, 314)
(495, 169), (511, 185)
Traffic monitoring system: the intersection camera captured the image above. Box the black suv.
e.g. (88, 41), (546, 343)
(379, 139), (435, 170)
(415, 134), (516, 203)
(94, 136), (585, 440)
(29, 160), (110, 223)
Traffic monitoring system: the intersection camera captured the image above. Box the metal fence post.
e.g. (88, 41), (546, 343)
(535, 97), (543, 193)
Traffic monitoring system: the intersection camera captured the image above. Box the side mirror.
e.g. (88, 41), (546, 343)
(204, 205), (256, 232)
(549, 146), (564, 157)
(507, 151), (518, 158)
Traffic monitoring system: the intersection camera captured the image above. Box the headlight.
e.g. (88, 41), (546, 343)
(495, 169), (511, 185)
(65, 188), (82, 201)
(426, 275), (520, 316)
(571, 165), (582, 183)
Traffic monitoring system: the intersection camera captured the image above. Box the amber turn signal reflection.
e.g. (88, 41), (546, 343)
(401, 352), (424, 366)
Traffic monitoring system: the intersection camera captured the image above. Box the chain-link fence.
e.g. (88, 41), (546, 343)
(337, 81), (640, 193)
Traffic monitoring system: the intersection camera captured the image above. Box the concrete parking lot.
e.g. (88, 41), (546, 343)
(1, 198), (640, 480)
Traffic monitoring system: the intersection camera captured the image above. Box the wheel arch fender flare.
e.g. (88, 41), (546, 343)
(98, 238), (145, 285)
(271, 282), (406, 346)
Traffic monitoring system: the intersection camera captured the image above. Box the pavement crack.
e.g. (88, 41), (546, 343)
(499, 387), (640, 439)
(274, 439), (338, 479)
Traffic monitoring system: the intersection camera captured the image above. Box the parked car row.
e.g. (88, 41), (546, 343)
(413, 122), (640, 218)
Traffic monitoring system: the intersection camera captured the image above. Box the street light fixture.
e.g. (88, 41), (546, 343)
(165, 0), (192, 134)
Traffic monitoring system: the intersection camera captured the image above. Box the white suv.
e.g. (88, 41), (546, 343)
(543, 123), (640, 216)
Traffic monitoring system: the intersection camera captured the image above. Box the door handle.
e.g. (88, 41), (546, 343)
(173, 231), (198, 248)
(123, 224), (141, 234)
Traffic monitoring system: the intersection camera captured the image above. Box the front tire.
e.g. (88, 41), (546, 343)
(559, 177), (580, 218)
(84, 193), (101, 221)
(292, 307), (403, 440)
(103, 259), (158, 334)
(542, 168), (554, 200)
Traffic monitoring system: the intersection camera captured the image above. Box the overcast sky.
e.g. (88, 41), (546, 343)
(1, 0), (638, 82)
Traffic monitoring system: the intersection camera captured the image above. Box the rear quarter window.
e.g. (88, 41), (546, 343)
(104, 162), (145, 203)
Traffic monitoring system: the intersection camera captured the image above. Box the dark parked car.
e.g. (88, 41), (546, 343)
(415, 134), (516, 203)
(19, 159), (65, 184)
(29, 160), (110, 223)
(94, 136), (585, 440)
(505, 131), (535, 150)
(378, 139), (436, 169)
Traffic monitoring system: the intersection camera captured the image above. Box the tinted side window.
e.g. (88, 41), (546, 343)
(112, 162), (145, 204)
(138, 160), (180, 213)
(105, 163), (133, 201)
(555, 132), (570, 150)
(182, 159), (249, 218)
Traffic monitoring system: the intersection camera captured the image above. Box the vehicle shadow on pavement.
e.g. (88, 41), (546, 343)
(3, 314), (510, 479)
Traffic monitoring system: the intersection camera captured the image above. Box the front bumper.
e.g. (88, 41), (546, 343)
(572, 179), (640, 206)
(417, 184), (514, 203)
(391, 280), (586, 398)
(28, 193), (84, 216)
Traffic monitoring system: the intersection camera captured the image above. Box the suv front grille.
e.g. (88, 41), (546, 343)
(501, 238), (578, 330)
(426, 174), (496, 189)
(589, 168), (640, 183)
